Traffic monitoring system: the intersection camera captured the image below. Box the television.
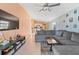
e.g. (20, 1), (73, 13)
(0, 9), (19, 31)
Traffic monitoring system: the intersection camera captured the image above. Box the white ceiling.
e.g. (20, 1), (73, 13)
(20, 3), (79, 22)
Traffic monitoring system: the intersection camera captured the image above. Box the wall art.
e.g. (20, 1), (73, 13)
(73, 24), (77, 28)
(66, 25), (69, 28)
(78, 16), (79, 21)
(66, 14), (69, 17)
(74, 10), (77, 14)
(69, 17), (73, 22)
(63, 20), (65, 22)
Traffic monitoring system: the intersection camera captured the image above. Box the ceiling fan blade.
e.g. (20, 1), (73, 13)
(49, 3), (60, 7)
(35, 3), (60, 7)
(43, 3), (49, 7)
(34, 4), (45, 7)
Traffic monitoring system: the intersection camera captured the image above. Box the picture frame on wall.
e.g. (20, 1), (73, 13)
(69, 17), (73, 22)
(63, 20), (65, 22)
(78, 16), (79, 21)
(65, 25), (69, 28)
(74, 10), (77, 14)
(66, 14), (69, 17)
(73, 24), (77, 28)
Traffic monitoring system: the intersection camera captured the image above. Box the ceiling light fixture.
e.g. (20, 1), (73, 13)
(39, 3), (60, 12)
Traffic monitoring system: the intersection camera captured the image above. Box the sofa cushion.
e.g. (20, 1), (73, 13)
(37, 30), (54, 35)
(71, 33), (79, 42)
(54, 36), (66, 40)
(55, 30), (63, 37)
(53, 31), (72, 40)
(57, 39), (79, 45)
(62, 31), (72, 40)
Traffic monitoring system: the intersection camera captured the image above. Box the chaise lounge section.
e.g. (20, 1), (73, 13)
(52, 30), (79, 55)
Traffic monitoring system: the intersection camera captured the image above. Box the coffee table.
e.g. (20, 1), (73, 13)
(46, 37), (58, 51)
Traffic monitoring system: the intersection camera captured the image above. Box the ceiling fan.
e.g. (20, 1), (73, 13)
(38, 3), (60, 12)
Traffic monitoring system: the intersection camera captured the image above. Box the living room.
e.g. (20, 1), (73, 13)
(1, 3), (79, 55)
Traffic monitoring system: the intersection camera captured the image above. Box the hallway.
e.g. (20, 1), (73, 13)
(15, 35), (41, 55)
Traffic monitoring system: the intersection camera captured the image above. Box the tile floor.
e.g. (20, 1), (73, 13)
(14, 34), (54, 55)
(14, 35), (41, 55)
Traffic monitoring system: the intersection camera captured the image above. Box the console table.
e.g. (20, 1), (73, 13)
(0, 36), (25, 55)
(0, 45), (2, 55)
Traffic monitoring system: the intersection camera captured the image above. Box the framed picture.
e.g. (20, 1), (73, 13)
(65, 25), (69, 28)
(74, 10), (77, 14)
(66, 14), (69, 17)
(63, 20), (65, 22)
(73, 24), (77, 28)
(78, 16), (79, 21)
(69, 17), (73, 22)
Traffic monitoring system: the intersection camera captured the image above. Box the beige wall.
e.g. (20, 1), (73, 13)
(0, 3), (31, 40)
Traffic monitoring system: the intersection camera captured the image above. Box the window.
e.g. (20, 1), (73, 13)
(0, 20), (9, 29)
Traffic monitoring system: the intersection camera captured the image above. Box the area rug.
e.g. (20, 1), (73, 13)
(41, 42), (54, 55)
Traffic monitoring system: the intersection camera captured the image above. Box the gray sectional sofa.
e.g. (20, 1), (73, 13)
(35, 30), (79, 45)
(35, 30), (79, 55)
